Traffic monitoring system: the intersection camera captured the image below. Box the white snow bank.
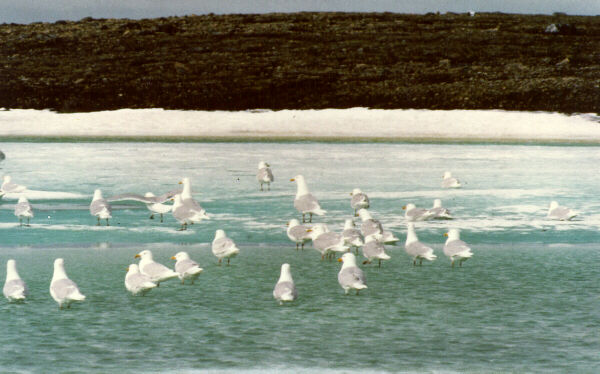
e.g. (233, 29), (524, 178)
(0, 108), (599, 143)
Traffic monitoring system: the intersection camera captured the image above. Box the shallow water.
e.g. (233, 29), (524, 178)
(0, 142), (599, 373)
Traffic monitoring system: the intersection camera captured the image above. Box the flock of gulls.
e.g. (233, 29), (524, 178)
(1, 162), (578, 307)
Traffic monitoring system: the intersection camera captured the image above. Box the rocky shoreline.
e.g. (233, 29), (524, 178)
(1, 12), (599, 113)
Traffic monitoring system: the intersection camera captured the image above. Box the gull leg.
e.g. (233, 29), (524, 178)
(27, 217), (30, 227)
(296, 243), (299, 251)
(267, 184), (270, 191)
(160, 213), (163, 223)
(301, 242), (305, 250)
(356, 289), (360, 296)
(413, 259), (416, 266)
(309, 213), (313, 223)
(378, 259), (381, 268)
(106, 218), (110, 226)
(218, 258), (222, 266)
(96, 217), (100, 226)
(19, 218), (22, 227)
(227, 258), (231, 266)
(149, 214), (154, 220)
(302, 213), (306, 223)
(419, 259), (423, 266)
(451, 259), (455, 268)
(260, 184), (263, 192)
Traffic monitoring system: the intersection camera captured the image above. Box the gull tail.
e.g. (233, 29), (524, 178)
(379, 253), (391, 260)
(8, 291), (26, 301)
(70, 291), (86, 302)
(280, 291), (295, 302)
(351, 238), (364, 247)
(312, 208), (326, 216)
(354, 283), (368, 290)
(423, 251), (437, 261)
(142, 281), (158, 290)
(189, 267), (204, 276)
(458, 249), (473, 258)
(331, 244), (350, 253)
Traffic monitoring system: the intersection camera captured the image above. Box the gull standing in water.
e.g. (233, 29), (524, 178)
(143, 192), (172, 222)
(442, 171), (462, 188)
(212, 229), (240, 265)
(90, 189), (112, 226)
(337, 253), (367, 295)
(171, 251), (203, 284)
(257, 161), (274, 191)
(290, 175), (326, 223)
(362, 236), (391, 267)
(171, 178), (210, 230)
(547, 201), (577, 221)
(309, 224), (349, 260)
(14, 196), (33, 226)
(3, 259), (27, 302)
(427, 199), (453, 219)
(405, 223), (437, 266)
(350, 188), (370, 216)
(342, 219), (364, 254)
(49, 258), (86, 309)
(1, 175), (27, 194)
(443, 228), (473, 267)
(357, 208), (384, 242)
(124, 264), (157, 295)
(135, 250), (178, 285)
(273, 263), (298, 304)
(403, 203), (435, 222)
(286, 219), (312, 250)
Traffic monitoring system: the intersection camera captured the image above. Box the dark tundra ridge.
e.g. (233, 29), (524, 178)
(1, 12), (599, 113)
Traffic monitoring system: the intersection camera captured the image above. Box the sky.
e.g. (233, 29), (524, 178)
(1, 0), (599, 24)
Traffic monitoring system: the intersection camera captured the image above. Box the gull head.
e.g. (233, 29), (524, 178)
(127, 264), (141, 274)
(171, 251), (190, 261)
(287, 219), (301, 228)
(343, 218), (355, 230)
(338, 252), (358, 267)
(443, 171), (452, 179)
(17, 195), (28, 204)
(403, 203), (416, 211)
(92, 189), (103, 201)
(351, 188), (362, 196)
(549, 201), (559, 210)
(258, 161), (270, 169)
(214, 229), (226, 240)
(357, 208), (372, 221)
(433, 199), (442, 208)
(446, 228), (460, 241)
(2, 175), (11, 183)
(290, 174), (305, 183)
(135, 250), (153, 261)
(144, 192), (156, 198)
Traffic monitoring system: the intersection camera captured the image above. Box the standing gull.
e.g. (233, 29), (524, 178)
(144, 192), (172, 222)
(212, 229), (240, 265)
(405, 223), (437, 266)
(290, 175), (326, 223)
(337, 253), (367, 295)
(547, 201), (577, 221)
(362, 236), (391, 267)
(342, 218), (364, 254)
(273, 263), (298, 304)
(14, 196), (34, 226)
(257, 161), (274, 191)
(287, 219), (312, 250)
(403, 203), (435, 222)
(442, 171), (462, 188)
(443, 228), (473, 267)
(90, 189), (112, 226)
(171, 251), (203, 284)
(124, 264), (157, 295)
(350, 188), (370, 216)
(428, 199), (453, 219)
(3, 259), (27, 302)
(135, 250), (178, 285)
(1, 175), (27, 194)
(309, 224), (349, 260)
(357, 208), (384, 241)
(49, 258), (86, 309)
(171, 178), (210, 230)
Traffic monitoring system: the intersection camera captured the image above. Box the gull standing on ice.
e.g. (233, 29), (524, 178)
(171, 251), (203, 284)
(273, 263), (298, 304)
(124, 264), (157, 295)
(290, 175), (326, 223)
(3, 259), (27, 302)
(350, 188), (370, 216)
(342, 218), (364, 254)
(403, 203), (435, 222)
(547, 201), (577, 221)
(257, 161), (274, 191)
(1, 175), (27, 194)
(428, 199), (453, 219)
(171, 178), (210, 230)
(443, 228), (473, 267)
(362, 236), (391, 267)
(135, 250), (178, 285)
(49, 258), (86, 309)
(144, 192), (172, 222)
(337, 253), (367, 295)
(405, 223), (437, 266)
(212, 229), (240, 265)
(357, 208), (384, 241)
(14, 196), (34, 226)
(309, 224), (349, 260)
(442, 171), (462, 188)
(286, 219), (312, 250)
(90, 189), (112, 226)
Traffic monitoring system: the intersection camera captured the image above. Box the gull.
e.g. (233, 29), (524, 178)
(273, 263), (298, 304)
(286, 219), (312, 250)
(171, 251), (203, 284)
(3, 259), (27, 302)
(357, 208), (384, 241)
(50, 258), (86, 309)
(403, 203), (435, 222)
(443, 228), (473, 267)
(405, 223), (437, 266)
(342, 218), (364, 254)
(257, 161), (274, 191)
(442, 171), (462, 188)
(212, 229), (240, 265)
(337, 253), (367, 295)
(171, 178), (210, 230)
(547, 201), (577, 221)
(290, 175), (326, 223)
(144, 192), (172, 222)
(309, 224), (349, 260)
(14, 196), (34, 226)
(380, 230), (400, 245)
(362, 236), (391, 267)
(350, 188), (370, 216)
(135, 250), (178, 285)
(124, 264), (157, 295)
(90, 189), (112, 226)
(427, 199), (453, 219)
(1, 175), (26, 194)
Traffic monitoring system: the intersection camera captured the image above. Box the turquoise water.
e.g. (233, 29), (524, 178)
(0, 142), (599, 373)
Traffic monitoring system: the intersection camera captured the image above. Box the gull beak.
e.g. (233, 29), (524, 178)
(306, 229), (312, 232)
(349, 192), (352, 196)
(265, 163), (270, 167)
(126, 266), (129, 271)
(290, 178), (295, 182)
(178, 181), (182, 184)
(170, 198), (174, 201)
(402, 205), (406, 210)
(444, 232), (448, 237)
(134, 254), (140, 258)
(286, 222), (289, 226)
(171, 256), (176, 260)
(337, 258), (343, 262)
